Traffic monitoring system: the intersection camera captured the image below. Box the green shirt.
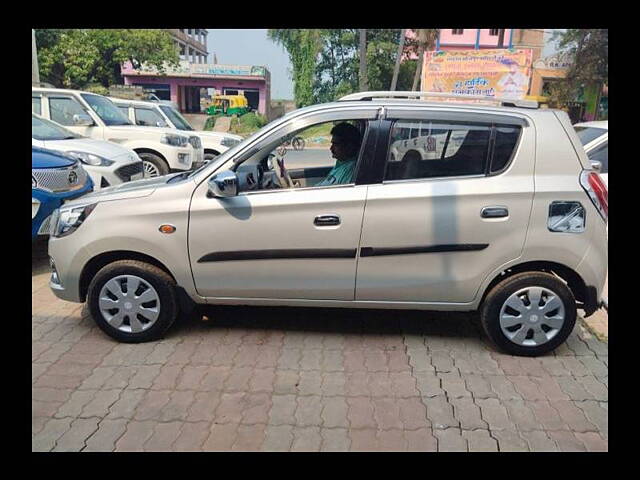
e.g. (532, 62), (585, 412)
(316, 158), (356, 186)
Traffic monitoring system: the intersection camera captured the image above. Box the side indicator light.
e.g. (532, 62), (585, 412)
(159, 224), (176, 234)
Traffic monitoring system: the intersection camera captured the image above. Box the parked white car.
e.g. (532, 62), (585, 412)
(32, 88), (204, 178)
(110, 97), (243, 167)
(574, 120), (608, 187)
(32, 113), (144, 190)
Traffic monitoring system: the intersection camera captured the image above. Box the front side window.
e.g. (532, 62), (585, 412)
(588, 141), (608, 173)
(32, 114), (81, 141)
(32, 97), (42, 115)
(159, 105), (194, 131)
(134, 107), (166, 127)
(49, 97), (91, 126)
(80, 93), (131, 126)
(233, 119), (369, 193)
(116, 105), (130, 118)
(385, 120), (491, 181)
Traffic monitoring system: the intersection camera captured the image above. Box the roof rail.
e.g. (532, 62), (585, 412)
(338, 91), (538, 109)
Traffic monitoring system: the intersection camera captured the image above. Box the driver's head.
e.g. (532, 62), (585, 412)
(330, 122), (362, 162)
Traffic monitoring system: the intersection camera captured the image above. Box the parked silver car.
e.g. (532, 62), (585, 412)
(48, 92), (608, 356)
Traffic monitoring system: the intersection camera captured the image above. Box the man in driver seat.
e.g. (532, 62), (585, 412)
(316, 122), (362, 186)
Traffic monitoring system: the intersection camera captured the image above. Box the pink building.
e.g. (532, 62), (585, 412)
(405, 29), (515, 54)
(121, 61), (271, 116)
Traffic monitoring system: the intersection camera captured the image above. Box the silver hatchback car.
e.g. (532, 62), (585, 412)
(48, 92), (608, 356)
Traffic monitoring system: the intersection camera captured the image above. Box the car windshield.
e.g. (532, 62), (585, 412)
(574, 126), (607, 146)
(32, 114), (82, 141)
(80, 93), (132, 126)
(159, 105), (194, 131)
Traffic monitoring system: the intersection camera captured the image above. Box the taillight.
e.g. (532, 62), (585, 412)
(580, 170), (608, 222)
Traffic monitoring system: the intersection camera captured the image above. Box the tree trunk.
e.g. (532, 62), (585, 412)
(411, 30), (427, 91)
(390, 29), (406, 91)
(359, 29), (368, 91)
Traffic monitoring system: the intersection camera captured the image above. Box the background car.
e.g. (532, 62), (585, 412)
(32, 88), (204, 177)
(32, 113), (144, 190)
(574, 120), (608, 187)
(32, 147), (93, 239)
(110, 97), (243, 167)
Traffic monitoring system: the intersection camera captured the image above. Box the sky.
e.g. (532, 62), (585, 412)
(207, 29), (294, 100)
(205, 29), (566, 101)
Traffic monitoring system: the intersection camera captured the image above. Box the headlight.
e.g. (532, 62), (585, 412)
(51, 203), (97, 238)
(66, 151), (114, 167)
(161, 134), (189, 147)
(32, 198), (40, 219)
(221, 137), (241, 147)
(32, 175), (37, 188)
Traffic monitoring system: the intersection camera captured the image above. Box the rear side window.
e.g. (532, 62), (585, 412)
(588, 141), (608, 173)
(385, 120), (491, 181)
(491, 125), (521, 173)
(32, 97), (42, 115)
(574, 126), (607, 146)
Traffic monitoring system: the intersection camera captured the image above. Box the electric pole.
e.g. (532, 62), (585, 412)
(32, 29), (40, 84)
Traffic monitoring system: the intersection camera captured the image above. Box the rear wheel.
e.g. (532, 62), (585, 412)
(480, 272), (577, 356)
(87, 260), (178, 343)
(138, 152), (169, 178)
(203, 151), (219, 164)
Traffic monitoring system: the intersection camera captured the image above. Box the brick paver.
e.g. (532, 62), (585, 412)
(32, 243), (608, 452)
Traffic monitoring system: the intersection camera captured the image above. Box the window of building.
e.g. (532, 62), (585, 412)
(489, 29), (500, 36)
(452, 29), (464, 35)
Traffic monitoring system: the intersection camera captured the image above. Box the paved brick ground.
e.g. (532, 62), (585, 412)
(32, 241), (608, 452)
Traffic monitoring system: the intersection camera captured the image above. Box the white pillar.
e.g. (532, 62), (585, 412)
(32, 29), (40, 84)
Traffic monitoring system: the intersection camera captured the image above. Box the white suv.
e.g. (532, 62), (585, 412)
(110, 97), (243, 167)
(48, 92), (608, 356)
(32, 88), (204, 177)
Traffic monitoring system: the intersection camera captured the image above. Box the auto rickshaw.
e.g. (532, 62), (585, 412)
(206, 95), (250, 116)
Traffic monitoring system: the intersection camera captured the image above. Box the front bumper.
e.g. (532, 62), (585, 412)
(85, 157), (144, 190)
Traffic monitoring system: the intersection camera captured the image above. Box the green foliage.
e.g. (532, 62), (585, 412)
(548, 29), (608, 106)
(36, 29), (179, 90)
(229, 112), (268, 136)
(269, 29), (323, 108)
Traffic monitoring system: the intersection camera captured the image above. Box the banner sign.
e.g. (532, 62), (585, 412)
(122, 61), (267, 78)
(422, 49), (533, 100)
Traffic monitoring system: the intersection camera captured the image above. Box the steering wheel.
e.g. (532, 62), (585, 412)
(271, 151), (294, 189)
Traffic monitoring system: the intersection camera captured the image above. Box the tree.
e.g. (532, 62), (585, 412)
(36, 29), (179, 90)
(390, 29), (406, 90)
(410, 29), (440, 91)
(268, 29), (324, 108)
(359, 29), (368, 91)
(550, 29), (608, 114)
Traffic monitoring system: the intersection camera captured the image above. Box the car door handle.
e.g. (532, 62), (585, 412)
(481, 206), (509, 218)
(314, 215), (341, 226)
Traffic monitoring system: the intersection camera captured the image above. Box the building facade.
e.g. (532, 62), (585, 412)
(121, 61), (271, 117)
(164, 29), (209, 64)
(436, 29), (516, 50)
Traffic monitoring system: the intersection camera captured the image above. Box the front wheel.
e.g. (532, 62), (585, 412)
(480, 272), (577, 357)
(138, 152), (169, 178)
(87, 260), (179, 343)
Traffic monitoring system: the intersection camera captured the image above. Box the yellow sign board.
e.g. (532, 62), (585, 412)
(422, 49), (533, 100)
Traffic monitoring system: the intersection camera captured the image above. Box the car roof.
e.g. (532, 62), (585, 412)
(574, 120), (608, 130)
(32, 87), (101, 96)
(108, 97), (162, 107)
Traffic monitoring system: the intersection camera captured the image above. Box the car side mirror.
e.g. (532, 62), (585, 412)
(208, 171), (238, 198)
(591, 160), (602, 173)
(73, 113), (94, 126)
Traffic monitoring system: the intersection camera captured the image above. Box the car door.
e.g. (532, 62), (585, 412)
(46, 94), (103, 139)
(188, 107), (379, 300)
(356, 108), (535, 304)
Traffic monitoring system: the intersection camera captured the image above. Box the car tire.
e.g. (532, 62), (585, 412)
(480, 272), (577, 357)
(87, 260), (178, 343)
(138, 152), (169, 178)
